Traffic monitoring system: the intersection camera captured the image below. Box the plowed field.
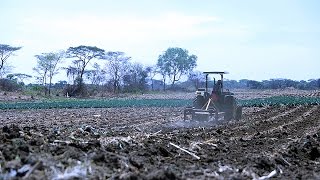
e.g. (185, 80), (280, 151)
(1, 103), (320, 179)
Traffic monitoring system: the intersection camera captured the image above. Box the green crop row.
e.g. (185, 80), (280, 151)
(0, 96), (319, 110)
(0, 99), (192, 110)
(239, 96), (320, 107)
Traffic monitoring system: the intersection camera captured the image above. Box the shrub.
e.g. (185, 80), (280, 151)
(0, 78), (21, 91)
(63, 78), (88, 97)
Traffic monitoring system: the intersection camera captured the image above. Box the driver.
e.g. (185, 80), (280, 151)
(211, 80), (222, 101)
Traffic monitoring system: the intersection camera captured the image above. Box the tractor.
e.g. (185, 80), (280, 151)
(184, 71), (242, 121)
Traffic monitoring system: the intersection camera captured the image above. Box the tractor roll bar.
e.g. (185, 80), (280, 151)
(205, 74), (208, 92)
(203, 71), (228, 91)
(203, 71), (228, 74)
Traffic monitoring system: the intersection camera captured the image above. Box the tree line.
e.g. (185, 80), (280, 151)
(0, 44), (198, 96)
(0, 44), (319, 96)
(185, 72), (320, 91)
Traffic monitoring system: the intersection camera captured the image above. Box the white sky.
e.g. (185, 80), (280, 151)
(1, 0), (320, 83)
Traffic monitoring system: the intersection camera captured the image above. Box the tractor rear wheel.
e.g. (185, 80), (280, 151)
(224, 96), (235, 120)
(235, 106), (242, 120)
(193, 95), (205, 109)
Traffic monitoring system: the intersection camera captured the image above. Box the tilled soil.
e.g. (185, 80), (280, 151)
(0, 105), (320, 179)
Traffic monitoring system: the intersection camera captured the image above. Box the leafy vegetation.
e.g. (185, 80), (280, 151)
(0, 99), (192, 110)
(0, 96), (319, 110)
(239, 96), (320, 107)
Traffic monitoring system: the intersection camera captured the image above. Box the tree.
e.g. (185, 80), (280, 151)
(158, 66), (167, 91)
(157, 47), (197, 87)
(247, 80), (263, 89)
(188, 71), (205, 90)
(239, 79), (249, 89)
(84, 63), (106, 85)
(0, 44), (22, 76)
(0, 65), (13, 78)
(33, 51), (64, 95)
(105, 51), (131, 93)
(64, 65), (79, 84)
(6, 73), (32, 84)
(65, 45), (106, 81)
(145, 65), (158, 91)
(33, 60), (48, 88)
(123, 63), (148, 92)
(54, 80), (68, 89)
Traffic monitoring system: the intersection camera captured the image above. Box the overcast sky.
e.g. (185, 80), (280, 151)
(1, 0), (320, 82)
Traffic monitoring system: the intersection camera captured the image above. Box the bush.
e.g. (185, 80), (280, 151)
(0, 78), (21, 91)
(63, 77), (88, 97)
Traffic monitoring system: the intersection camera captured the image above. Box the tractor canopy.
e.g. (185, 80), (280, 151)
(203, 71), (229, 74)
